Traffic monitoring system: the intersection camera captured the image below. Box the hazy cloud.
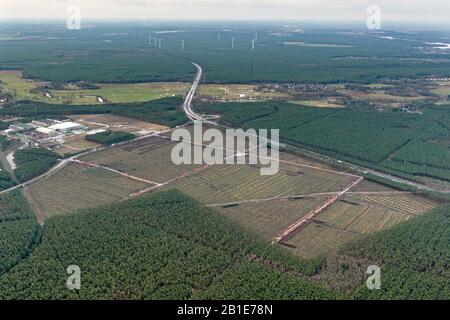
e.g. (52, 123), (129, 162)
(0, 0), (449, 23)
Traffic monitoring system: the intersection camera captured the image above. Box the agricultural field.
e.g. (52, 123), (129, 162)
(337, 88), (429, 105)
(284, 192), (438, 258)
(0, 70), (50, 102)
(212, 196), (329, 240)
(0, 70), (189, 104)
(284, 222), (362, 259)
(49, 82), (189, 104)
(289, 100), (345, 108)
(167, 161), (354, 205)
(26, 163), (150, 219)
(81, 136), (203, 184)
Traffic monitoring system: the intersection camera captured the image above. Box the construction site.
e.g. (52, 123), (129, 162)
(23, 125), (440, 256)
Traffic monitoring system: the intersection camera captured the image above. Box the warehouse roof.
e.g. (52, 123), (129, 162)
(48, 122), (83, 131)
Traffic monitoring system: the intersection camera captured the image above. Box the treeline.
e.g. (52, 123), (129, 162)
(0, 97), (187, 127)
(0, 135), (12, 151)
(14, 148), (59, 183)
(86, 131), (135, 146)
(0, 162), (15, 191)
(0, 190), (336, 300)
(343, 205), (450, 300)
(0, 190), (41, 275)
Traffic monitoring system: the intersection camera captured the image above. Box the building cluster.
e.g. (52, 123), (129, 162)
(2, 119), (88, 148)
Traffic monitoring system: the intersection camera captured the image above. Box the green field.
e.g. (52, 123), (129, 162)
(0, 96), (188, 128)
(0, 71), (189, 104)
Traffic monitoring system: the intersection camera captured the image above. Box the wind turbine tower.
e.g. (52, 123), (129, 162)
(154, 37), (158, 47)
(158, 38), (162, 49)
(231, 37), (235, 50)
(254, 32), (258, 42)
(181, 39), (185, 51)
(251, 38), (255, 52)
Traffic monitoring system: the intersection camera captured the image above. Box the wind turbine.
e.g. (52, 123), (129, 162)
(231, 37), (235, 49)
(181, 39), (185, 51)
(158, 39), (162, 49)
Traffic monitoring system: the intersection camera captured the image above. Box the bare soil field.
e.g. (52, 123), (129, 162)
(81, 138), (203, 184)
(27, 163), (149, 219)
(167, 162), (353, 205)
(53, 134), (101, 156)
(213, 196), (329, 240)
(285, 192), (439, 257)
(70, 114), (168, 136)
(283, 222), (362, 259)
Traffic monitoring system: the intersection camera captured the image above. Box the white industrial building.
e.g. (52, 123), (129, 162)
(48, 121), (84, 133)
(35, 127), (56, 135)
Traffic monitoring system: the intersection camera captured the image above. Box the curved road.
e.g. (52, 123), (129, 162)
(183, 62), (219, 124)
(183, 62), (204, 121)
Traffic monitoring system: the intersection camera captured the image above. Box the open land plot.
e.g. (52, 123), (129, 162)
(282, 192), (440, 257)
(167, 161), (354, 205)
(26, 163), (149, 219)
(198, 84), (290, 102)
(289, 100), (345, 108)
(348, 193), (438, 216)
(50, 82), (189, 104)
(80, 138), (204, 184)
(0, 71), (188, 104)
(52, 134), (101, 156)
(284, 222), (362, 259)
(213, 196), (329, 240)
(69, 114), (169, 135)
(351, 180), (396, 192)
(0, 70), (50, 102)
(337, 88), (428, 104)
(429, 81), (450, 98)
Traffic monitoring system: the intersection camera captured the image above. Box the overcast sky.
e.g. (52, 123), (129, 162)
(1, 0), (449, 24)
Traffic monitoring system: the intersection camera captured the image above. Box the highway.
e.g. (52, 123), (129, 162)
(183, 62), (204, 121)
(183, 62), (219, 124)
